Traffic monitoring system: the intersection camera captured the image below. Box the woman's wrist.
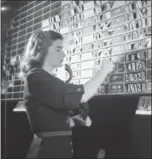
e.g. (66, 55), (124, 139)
(99, 58), (115, 75)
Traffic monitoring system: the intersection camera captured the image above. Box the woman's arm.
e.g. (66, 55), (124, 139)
(81, 58), (118, 103)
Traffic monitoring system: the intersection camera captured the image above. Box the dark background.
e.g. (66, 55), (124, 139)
(1, 1), (27, 71)
(2, 95), (151, 158)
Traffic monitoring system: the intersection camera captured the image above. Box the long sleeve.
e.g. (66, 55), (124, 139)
(78, 102), (89, 120)
(26, 68), (84, 111)
(68, 102), (89, 121)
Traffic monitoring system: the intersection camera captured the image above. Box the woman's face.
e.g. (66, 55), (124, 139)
(46, 39), (65, 68)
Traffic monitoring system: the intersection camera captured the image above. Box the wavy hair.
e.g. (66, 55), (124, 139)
(19, 30), (63, 79)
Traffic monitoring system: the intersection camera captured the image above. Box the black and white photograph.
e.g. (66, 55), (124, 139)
(1, 0), (151, 158)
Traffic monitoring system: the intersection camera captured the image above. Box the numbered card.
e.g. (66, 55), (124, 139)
(98, 85), (107, 94)
(109, 84), (124, 93)
(110, 74), (124, 83)
(125, 71), (146, 82)
(127, 82), (145, 93)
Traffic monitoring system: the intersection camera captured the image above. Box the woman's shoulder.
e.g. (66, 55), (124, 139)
(26, 68), (50, 79)
(26, 68), (66, 88)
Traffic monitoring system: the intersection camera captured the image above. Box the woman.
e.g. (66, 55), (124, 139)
(19, 30), (120, 158)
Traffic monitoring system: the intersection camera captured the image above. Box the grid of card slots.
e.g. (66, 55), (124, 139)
(1, 0), (151, 100)
(136, 96), (151, 115)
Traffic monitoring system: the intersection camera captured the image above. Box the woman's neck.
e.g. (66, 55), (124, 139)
(42, 62), (54, 75)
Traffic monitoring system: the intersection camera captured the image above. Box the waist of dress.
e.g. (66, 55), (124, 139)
(35, 130), (72, 138)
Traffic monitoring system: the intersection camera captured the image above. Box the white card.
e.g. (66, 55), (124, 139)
(73, 71), (81, 78)
(75, 46), (82, 54)
(83, 26), (94, 36)
(81, 61), (93, 69)
(71, 63), (81, 70)
(71, 55), (81, 63)
(82, 43), (93, 52)
(60, 26), (69, 34)
(83, 17), (95, 27)
(83, 34), (94, 44)
(112, 45), (126, 55)
(42, 19), (49, 28)
(113, 25), (127, 34)
(83, 1), (95, 10)
(112, 1), (125, 9)
(81, 52), (93, 61)
(83, 9), (94, 19)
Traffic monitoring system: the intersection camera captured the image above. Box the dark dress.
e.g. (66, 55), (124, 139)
(24, 68), (88, 158)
